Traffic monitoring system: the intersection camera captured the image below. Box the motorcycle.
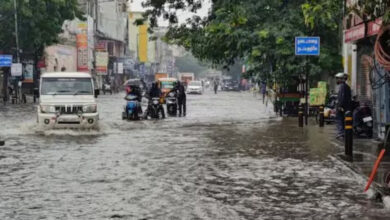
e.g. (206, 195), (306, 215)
(324, 94), (337, 124)
(146, 97), (165, 119)
(103, 83), (112, 95)
(122, 94), (142, 120)
(353, 102), (373, 138)
(166, 91), (178, 116)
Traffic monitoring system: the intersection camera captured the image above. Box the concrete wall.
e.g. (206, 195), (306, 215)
(44, 45), (77, 72)
(98, 1), (127, 42)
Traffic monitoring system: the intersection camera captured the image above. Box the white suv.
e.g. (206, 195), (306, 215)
(37, 72), (99, 129)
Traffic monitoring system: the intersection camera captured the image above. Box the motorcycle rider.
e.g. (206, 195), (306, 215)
(175, 81), (187, 117)
(146, 82), (165, 118)
(125, 84), (143, 117)
(127, 84), (142, 102)
(335, 72), (352, 139)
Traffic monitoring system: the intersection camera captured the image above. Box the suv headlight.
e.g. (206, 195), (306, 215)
(83, 104), (97, 113)
(40, 105), (56, 113)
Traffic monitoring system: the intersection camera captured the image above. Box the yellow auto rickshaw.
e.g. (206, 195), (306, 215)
(157, 77), (177, 103)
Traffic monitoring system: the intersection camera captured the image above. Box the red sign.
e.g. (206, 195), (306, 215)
(345, 23), (365, 43)
(95, 41), (107, 51)
(37, 60), (46, 68)
(368, 18), (383, 37)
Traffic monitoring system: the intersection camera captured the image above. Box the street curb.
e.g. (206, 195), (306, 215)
(332, 152), (389, 202)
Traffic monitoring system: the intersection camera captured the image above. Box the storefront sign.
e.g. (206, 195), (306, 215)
(96, 52), (108, 75)
(77, 22), (88, 72)
(95, 41), (107, 51)
(368, 18), (383, 37)
(345, 23), (365, 43)
(295, 37), (320, 56)
(0, 55), (12, 67)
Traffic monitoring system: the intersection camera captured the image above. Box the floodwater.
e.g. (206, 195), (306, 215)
(0, 91), (389, 219)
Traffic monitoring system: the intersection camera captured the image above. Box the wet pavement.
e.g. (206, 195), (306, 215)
(1, 91), (390, 219)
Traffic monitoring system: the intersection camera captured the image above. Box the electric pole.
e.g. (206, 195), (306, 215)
(13, 0), (20, 63)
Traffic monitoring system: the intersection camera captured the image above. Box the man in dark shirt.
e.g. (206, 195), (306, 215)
(149, 82), (161, 98)
(336, 73), (352, 139)
(176, 81), (187, 116)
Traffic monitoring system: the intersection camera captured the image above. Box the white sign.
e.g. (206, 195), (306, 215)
(117, 62), (123, 74)
(11, 63), (23, 76)
(96, 52), (108, 75)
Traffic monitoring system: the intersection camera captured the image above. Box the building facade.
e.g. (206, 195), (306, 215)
(343, 0), (389, 138)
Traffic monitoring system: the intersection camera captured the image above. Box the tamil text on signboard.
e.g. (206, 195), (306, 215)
(295, 37), (320, 56)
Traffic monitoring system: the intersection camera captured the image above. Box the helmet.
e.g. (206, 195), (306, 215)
(335, 72), (348, 78)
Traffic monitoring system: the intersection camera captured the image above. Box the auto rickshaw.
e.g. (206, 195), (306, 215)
(157, 77), (177, 103)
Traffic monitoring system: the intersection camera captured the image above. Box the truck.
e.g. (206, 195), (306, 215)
(155, 73), (169, 82)
(37, 72), (100, 129)
(178, 72), (195, 86)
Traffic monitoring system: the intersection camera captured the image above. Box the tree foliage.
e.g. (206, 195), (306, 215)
(144, 0), (344, 86)
(348, 0), (390, 24)
(0, 0), (83, 60)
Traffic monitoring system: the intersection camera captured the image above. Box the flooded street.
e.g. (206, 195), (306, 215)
(0, 91), (389, 219)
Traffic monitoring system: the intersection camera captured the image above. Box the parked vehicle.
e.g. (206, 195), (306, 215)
(221, 80), (240, 91)
(324, 94), (337, 124)
(122, 94), (141, 120)
(37, 72), (99, 129)
(145, 97), (165, 119)
(187, 80), (203, 94)
(353, 102), (373, 138)
(166, 90), (178, 116)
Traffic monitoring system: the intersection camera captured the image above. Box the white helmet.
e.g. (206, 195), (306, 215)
(335, 72), (348, 78)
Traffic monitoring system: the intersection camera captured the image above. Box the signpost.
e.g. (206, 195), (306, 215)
(295, 37), (320, 56)
(0, 55), (12, 67)
(11, 63), (23, 76)
(295, 37), (320, 125)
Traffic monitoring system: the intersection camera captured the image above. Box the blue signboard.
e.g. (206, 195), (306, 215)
(295, 37), (320, 56)
(0, 55), (12, 67)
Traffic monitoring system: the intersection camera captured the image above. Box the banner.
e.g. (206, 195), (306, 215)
(23, 64), (34, 83)
(138, 25), (148, 62)
(117, 62), (123, 74)
(96, 52), (108, 75)
(77, 22), (88, 72)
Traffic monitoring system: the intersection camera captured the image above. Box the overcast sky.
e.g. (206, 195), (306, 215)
(129, 0), (211, 26)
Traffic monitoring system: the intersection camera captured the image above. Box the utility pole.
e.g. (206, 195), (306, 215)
(13, 0), (20, 63)
(91, 0), (99, 88)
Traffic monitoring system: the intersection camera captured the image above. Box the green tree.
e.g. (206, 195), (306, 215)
(144, 0), (344, 86)
(0, 0), (83, 63)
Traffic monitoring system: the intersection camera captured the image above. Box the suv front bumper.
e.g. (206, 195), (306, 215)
(38, 112), (99, 129)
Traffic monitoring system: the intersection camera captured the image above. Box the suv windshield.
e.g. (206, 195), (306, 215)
(41, 77), (93, 95)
